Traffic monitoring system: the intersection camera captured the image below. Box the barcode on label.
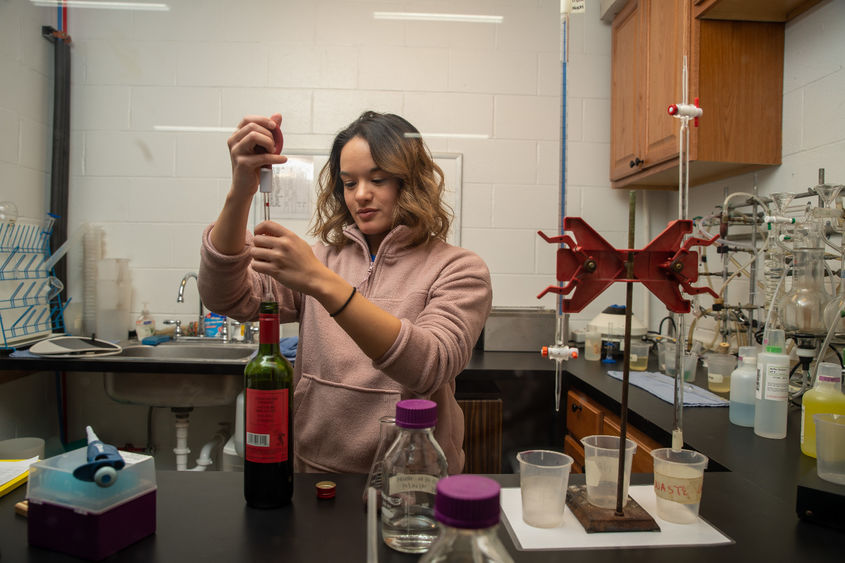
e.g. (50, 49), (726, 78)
(246, 432), (270, 447)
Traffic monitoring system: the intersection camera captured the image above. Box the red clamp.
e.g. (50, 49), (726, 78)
(538, 218), (718, 313)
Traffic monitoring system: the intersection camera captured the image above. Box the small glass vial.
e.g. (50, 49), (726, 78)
(381, 399), (448, 554)
(420, 475), (514, 563)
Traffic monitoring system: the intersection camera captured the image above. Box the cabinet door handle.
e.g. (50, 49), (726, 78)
(629, 157), (643, 168)
(571, 403), (582, 413)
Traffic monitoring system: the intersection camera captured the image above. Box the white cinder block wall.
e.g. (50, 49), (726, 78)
(0, 1), (60, 447)
(61, 0), (565, 332)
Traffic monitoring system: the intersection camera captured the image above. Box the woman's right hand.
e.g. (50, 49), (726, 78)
(227, 114), (287, 198)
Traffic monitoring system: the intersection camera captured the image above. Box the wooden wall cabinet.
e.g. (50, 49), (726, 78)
(563, 389), (661, 474)
(610, 0), (784, 189)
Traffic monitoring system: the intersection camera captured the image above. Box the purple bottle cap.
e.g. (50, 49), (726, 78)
(434, 475), (501, 529)
(395, 399), (437, 429)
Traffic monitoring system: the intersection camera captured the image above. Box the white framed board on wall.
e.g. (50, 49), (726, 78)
(253, 150), (463, 246)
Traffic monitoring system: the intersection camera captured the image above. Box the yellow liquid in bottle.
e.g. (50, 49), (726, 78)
(801, 385), (845, 458)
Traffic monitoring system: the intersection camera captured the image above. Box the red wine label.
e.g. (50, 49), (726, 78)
(245, 388), (288, 463)
(259, 312), (280, 344)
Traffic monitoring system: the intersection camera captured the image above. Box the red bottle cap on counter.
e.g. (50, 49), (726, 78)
(316, 481), (336, 499)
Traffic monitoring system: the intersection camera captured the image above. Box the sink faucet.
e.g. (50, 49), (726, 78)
(177, 272), (204, 336)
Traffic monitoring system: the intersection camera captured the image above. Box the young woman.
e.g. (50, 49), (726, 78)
(199, 111), (492, 473)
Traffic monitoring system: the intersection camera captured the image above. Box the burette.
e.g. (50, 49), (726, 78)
(669, 55), (702, 450)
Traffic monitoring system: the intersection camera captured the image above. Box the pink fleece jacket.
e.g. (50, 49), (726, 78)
(198, 224), (492, 474)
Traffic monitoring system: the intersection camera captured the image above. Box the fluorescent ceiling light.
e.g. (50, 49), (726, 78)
(32, 1), (170, 11)
(154, 125), (232, 133)
(405, 132), (489, 140)
(373, 11), (503, 24)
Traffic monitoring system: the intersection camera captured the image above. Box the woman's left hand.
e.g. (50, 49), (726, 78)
(251, 221), (330, 296)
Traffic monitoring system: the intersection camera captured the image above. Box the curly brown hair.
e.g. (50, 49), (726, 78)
(310, 111), (452, 248)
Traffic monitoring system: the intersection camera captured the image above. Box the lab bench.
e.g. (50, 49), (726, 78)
(1, 471), (841, 562)
(1, 349), (844, 560)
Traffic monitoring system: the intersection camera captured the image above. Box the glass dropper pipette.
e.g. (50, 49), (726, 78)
(259, 168), (275, 301)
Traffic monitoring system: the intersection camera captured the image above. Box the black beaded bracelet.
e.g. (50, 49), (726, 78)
(329, 287), (356, 318)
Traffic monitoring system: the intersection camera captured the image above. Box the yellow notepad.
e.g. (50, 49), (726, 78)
(0, 457), (39, 498)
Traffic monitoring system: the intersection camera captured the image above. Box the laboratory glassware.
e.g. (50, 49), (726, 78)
(381, 399), (448, 554)
(420, 475), (514, 563)
(362, 415), (397, 507)
(780, 245), (829, 336)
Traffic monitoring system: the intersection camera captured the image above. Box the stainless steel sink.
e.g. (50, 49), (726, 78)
(103, 341), (255, 408)
(117, 344), (255, 361)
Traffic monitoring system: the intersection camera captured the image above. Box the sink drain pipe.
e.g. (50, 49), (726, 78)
(172, 408), (231, 471)
(172, 408), (193, 471)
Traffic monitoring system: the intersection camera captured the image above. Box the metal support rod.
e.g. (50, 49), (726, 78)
(749, 175), (759, 345)
(43, 27), (71, 309)
(615, 191), (636, 516)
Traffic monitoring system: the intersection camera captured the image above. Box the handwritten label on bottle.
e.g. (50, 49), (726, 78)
(653, 468), (703, 505)
(388, 474), (439, 495)
(245, 388), (288, 463)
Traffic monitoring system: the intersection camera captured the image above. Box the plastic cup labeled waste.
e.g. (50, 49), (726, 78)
(584, 331), (602, 362)
(517, 450), (573, 528)
(814, 413), (845, 485)
(629, 342), (650, 371)
(581, 435), (636, 509)
(705, 354), (735, 394)
(651, 448), (708, 524)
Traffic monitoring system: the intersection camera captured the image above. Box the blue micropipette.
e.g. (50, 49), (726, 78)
(72, 426), (125, 487)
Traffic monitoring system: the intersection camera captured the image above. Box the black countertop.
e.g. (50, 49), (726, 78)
(1, 471), (841, 562)
(1, 349), (843, 559)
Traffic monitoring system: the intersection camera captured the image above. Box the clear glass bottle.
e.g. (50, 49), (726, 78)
(381, 399), (448, 554)
(754, 329), (790, 439)
(801, 362), (845, 458)
(420, 475), (514, 563)
(729, 346), (757, 427)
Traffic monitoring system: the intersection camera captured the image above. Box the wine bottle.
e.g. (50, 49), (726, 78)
(244, 300), (294, 508)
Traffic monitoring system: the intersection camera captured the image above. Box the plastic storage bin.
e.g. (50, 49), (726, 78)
(27, 447), (156, 560)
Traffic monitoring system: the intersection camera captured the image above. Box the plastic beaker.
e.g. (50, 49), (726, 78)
(682, 353), (699, 382)
(584, 331), (602, 362)
(629, 342), (650, 371)
(516, 450), (573, 528)
(662, 341), (677, 375)
(651, 448), (708, 523)
(705, 354), (736, 394)
(580, 435), (636, 509)
(362, 415), (397, 506)
(814, 413), (845, 485)
(0, 437), (45, 459)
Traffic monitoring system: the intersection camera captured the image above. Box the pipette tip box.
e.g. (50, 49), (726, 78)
(26, 447), (156, 561)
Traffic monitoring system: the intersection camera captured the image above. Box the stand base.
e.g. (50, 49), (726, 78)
(566, 484), (660, 533)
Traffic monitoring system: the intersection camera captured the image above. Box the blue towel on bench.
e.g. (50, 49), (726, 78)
(606, 370), (728, 407)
